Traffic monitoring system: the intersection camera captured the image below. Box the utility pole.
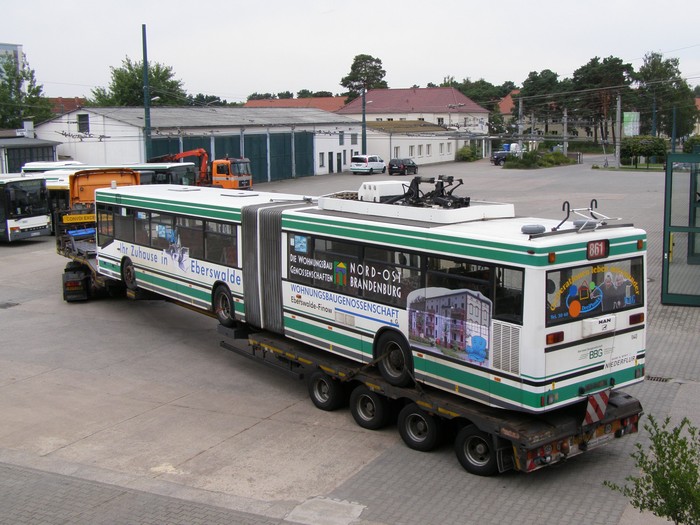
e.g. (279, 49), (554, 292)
(361, 87), (367, 155)
(142, 24), (152, 162)
(517, 98), (523, 152)
(615, 94), (622, 168)
(563, 107), (568, 156)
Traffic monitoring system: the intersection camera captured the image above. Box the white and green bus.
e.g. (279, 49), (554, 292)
(93, 177), (646, 414)
(0, 174), (51, 242)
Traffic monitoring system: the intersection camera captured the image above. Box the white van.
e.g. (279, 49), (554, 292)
(350, 155), (386, 175)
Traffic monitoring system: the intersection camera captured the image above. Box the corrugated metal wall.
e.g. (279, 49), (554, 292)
(152, 131), (314, 184)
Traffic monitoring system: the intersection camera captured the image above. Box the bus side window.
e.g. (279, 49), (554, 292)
(494, 267), (524, 324)
(134, 211), (150, 246)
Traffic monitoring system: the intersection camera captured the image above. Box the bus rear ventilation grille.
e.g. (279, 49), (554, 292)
(645, 376), (671, 383)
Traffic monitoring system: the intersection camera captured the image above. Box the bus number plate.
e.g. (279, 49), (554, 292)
(587, 240), (609, 260)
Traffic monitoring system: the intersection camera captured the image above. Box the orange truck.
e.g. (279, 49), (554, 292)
(148, 149), (253, 189)
(56, 168), (140, 301)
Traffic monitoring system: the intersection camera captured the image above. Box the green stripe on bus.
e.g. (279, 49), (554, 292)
(282, 216), (644, 267)
(284, 316), (369, 356)
(97, 194), (242, 222)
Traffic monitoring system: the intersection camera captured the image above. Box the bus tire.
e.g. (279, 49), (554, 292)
(349, 385), (390, 430)
(376, 331), (413, 387)
(307, 370), (346, 411)
(121, 258), (138, 291)
(454, 424), (498, 476)
(397, 403), (441, 452)
(213, 285), (236, 327)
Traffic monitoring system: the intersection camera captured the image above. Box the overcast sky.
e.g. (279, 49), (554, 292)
(4, 0), (699, 103)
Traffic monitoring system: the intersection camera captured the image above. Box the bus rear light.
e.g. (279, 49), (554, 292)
(635, 366), (645, 379)
(629, 312), (644, 325)
(548, 252), (556, 263)
(546, 331), (564, 345)
(637, 239), (644, 250)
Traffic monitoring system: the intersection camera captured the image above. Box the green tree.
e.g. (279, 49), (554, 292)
(620, 135), (667, 168)
(636, 52), (697, 138)
(605, 416), (700, 525)
(518, 69), (561, 135)
(277, 91), (294, 99)
(571, 56), (635, 143)
(340, 54), (388, 102)
(297, 89), (335, 98)
(186, 93), (227, 106)
(88, 57), (186, 106)
(0, 54), (53, 128)
(247, 92), (276, 100)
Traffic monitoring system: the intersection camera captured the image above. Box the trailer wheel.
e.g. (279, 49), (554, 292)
(454, 424), (499, 476)
(376, 332), (413, 387)
(213, 285), (236, 327)
(397, 403), (441, 452)
(121, 258), (138, 291)
(349, 385), (390, 430)
(307, 370), (346, 411)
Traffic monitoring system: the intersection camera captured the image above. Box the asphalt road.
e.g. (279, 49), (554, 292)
(1, 156), (694, 525)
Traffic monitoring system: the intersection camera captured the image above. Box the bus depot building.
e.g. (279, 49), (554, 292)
(33, 107), (473, 184)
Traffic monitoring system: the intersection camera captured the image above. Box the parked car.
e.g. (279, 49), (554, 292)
(490, 150), (512, 166)
(388, 158), (418, 175)
(350, 155), (386, 174)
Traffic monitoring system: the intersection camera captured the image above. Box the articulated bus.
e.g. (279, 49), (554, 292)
(92, 178), (647, 414)
(0, 175), (51, 242)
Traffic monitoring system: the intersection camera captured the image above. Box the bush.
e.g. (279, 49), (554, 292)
(456, 144), (481, 162)
(503, 150), (576, 169)
(683, 135), (700, 154)
(605, 415), (700, 525)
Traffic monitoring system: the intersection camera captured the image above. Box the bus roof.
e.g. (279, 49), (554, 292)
(0, 174), (47, 184)
(23, 162), (195, 172)
(94, 183), (645, 252)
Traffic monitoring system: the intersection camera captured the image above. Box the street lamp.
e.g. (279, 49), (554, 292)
(142, 24), (152, 162)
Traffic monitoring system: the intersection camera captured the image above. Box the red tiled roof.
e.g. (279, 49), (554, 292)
(336, 87), (488, 115)
(498, 89), (520, 116)
(50, 97), (86, 115)
(243, 97), (346, 112)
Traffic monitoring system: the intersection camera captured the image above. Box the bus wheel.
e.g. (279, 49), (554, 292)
(121, 258), (138, 291)
(349, 385), (390, 430)
(397, 403), (441, 452)
(213, 285), (236, 327)
(376, 332), (413, 387)
(307, 370), (346, 411)
(455, 424), (498, 476)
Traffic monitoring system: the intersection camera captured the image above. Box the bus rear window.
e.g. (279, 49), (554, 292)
(546, 257), (644, 326)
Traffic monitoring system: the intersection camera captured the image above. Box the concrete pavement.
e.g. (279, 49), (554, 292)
(1, 156), (696, 524)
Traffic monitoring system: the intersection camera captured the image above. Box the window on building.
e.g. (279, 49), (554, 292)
(409, 145), (415, 157)
(387, 118), (393, 121)
(439, 143), (444, 154)
(351, 133), (358, 145)
(393, 146), (400, 158)
(426, 144), (431, 156)
(418, 118), (424, 121)
(77, 114), (90, 133)
(417, 145), (423, 156)
(376, 118), (383, 121)
(339, 131), (345, 145)
(447, 143), (452, 154)
(437, 117), (444, 126)
(319, 152), (325, 167)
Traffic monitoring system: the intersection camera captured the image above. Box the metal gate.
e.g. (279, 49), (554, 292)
(661, 152), (700, 305)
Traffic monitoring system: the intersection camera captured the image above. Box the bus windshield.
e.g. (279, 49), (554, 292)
(4, 179), (49, 218)
(546, 256), (644, 326)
